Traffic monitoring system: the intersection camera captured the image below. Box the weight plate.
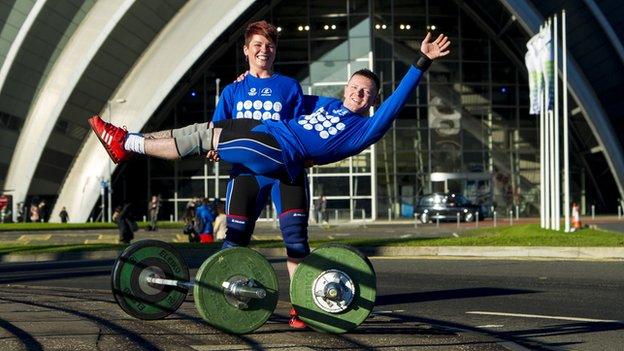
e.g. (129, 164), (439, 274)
(194, 247), (278, 334)
(111, 240), (189, 320)
(290, 244), (376, 333)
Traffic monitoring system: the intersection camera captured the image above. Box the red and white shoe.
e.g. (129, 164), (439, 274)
(88, 115), (131, 164)
(288, 307), (307, 329)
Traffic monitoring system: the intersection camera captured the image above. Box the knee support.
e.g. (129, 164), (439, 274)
(279, 210), (310, 258)
(221, 215), (253, 249)
(174, 124), (214, 157)
(172, 123), (207, 138)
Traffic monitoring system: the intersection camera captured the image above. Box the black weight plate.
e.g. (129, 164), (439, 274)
(111, 240), (189, 320)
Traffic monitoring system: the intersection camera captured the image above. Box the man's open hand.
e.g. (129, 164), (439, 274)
(421, 32), (450, 60)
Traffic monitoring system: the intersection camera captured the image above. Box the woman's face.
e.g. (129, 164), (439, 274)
(243, 34), (276, 72)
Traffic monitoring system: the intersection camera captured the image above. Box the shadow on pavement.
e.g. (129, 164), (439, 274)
(376, 287), (538, 305)
(0, 316), (43, 351)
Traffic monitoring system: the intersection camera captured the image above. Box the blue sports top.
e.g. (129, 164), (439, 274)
(195, 204), (216, 234)
(212, 73), (303, 123)
(265, 65), (424, 181)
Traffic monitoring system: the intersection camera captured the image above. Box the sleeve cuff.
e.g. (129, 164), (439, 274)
(414, 52), (432, 71)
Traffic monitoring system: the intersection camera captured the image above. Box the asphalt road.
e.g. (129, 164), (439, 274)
(1, 256), (622, 350)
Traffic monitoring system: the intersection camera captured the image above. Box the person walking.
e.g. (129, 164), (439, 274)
(59, 206), (69, 223)
(114, 203), (136, 244)
(147, 195), (160, 231)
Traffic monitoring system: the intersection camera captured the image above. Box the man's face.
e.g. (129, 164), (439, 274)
(243, 34), (276, 72)
(342, 74), (378, 114)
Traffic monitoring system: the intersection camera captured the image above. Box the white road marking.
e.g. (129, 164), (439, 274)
(476, 324), (504, 328)
(467, 311), (624, 324)
(400, 234), (411, 238)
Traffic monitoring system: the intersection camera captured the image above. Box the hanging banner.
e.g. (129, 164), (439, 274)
(538, 24), (554, 110)
(525, 36), (542, 115)
(525, 24), (554, 113)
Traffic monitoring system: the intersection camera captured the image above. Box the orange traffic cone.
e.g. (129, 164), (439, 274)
(572, 203), (582, 231)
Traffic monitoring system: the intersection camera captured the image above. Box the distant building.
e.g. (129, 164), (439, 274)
(1, 0), (622, 222)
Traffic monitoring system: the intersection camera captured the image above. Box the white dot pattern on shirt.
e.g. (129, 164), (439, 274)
(236, 99), (284, 120)
(299, 107), (344, 139)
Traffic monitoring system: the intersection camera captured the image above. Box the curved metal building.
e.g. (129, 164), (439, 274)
(0, 0), (622, 223)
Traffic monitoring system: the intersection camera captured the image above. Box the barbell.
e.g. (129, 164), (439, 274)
(111, 239), (376, 334)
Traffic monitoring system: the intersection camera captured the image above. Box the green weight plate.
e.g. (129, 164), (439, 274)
(111, 240), (189, 320)
(194, 247), (278, 334)
(290, 244), (376, 333)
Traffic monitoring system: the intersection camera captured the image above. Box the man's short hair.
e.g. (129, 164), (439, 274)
(245, 20), (279, 46)
(350, 69), (380, 92)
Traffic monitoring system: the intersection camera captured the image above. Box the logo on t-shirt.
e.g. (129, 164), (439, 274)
(261, 87), (272, 96)
(248, 88), (257, 96)
(332, 108), (349, 116)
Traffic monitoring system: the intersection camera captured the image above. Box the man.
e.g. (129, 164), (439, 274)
(90, 31), (449, 327)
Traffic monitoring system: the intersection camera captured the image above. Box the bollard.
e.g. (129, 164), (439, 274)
(414, 213), (418, 228)
(361, 209), (365, 220)
(515, 205), (519, 220)
(591, 205), (595, 220)
(89, 217), (93, 223)
(143, 215), (146, 222)
(457, 212), (460, 228)
(436, 213), (440, 227)
(493, 211), (497, 227)
(334, 209), (338, 222)
(509, 210), (513, 225)
(618, 205), (622, 220)
(475, 211), (479, 228)
(169, 214), (173, 223)
(388, 208), (392, 221)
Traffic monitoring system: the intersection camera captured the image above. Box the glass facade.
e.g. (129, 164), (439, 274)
(138, 0), (540, 221)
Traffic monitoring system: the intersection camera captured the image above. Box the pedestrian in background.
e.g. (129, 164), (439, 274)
(195, 198), (216, 243)
(315, 195), (328, 224)
(38, 200), (47, 222)
(114, 203), (137, 244)
(147, 195), (160, 231)
(212, 199), (227, 241)
(59, 206), (69, 223)
(29, 203), (39, 222)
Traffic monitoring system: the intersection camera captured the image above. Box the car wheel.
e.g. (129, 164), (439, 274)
(420, 213), (429, 223)
(464, 212), (474, 222)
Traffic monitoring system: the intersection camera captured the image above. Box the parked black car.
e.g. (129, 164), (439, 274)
(415, 193), (483, 223)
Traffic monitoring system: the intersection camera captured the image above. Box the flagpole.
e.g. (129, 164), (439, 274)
(554, 15), (561, 230)
(540, 74), (546, 228)
(562, 10), (570, 232)
(540, 21), (552, 229)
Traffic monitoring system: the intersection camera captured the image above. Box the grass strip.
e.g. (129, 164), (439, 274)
(0, 221), (183, 232)
(0, 224), (622, 256)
